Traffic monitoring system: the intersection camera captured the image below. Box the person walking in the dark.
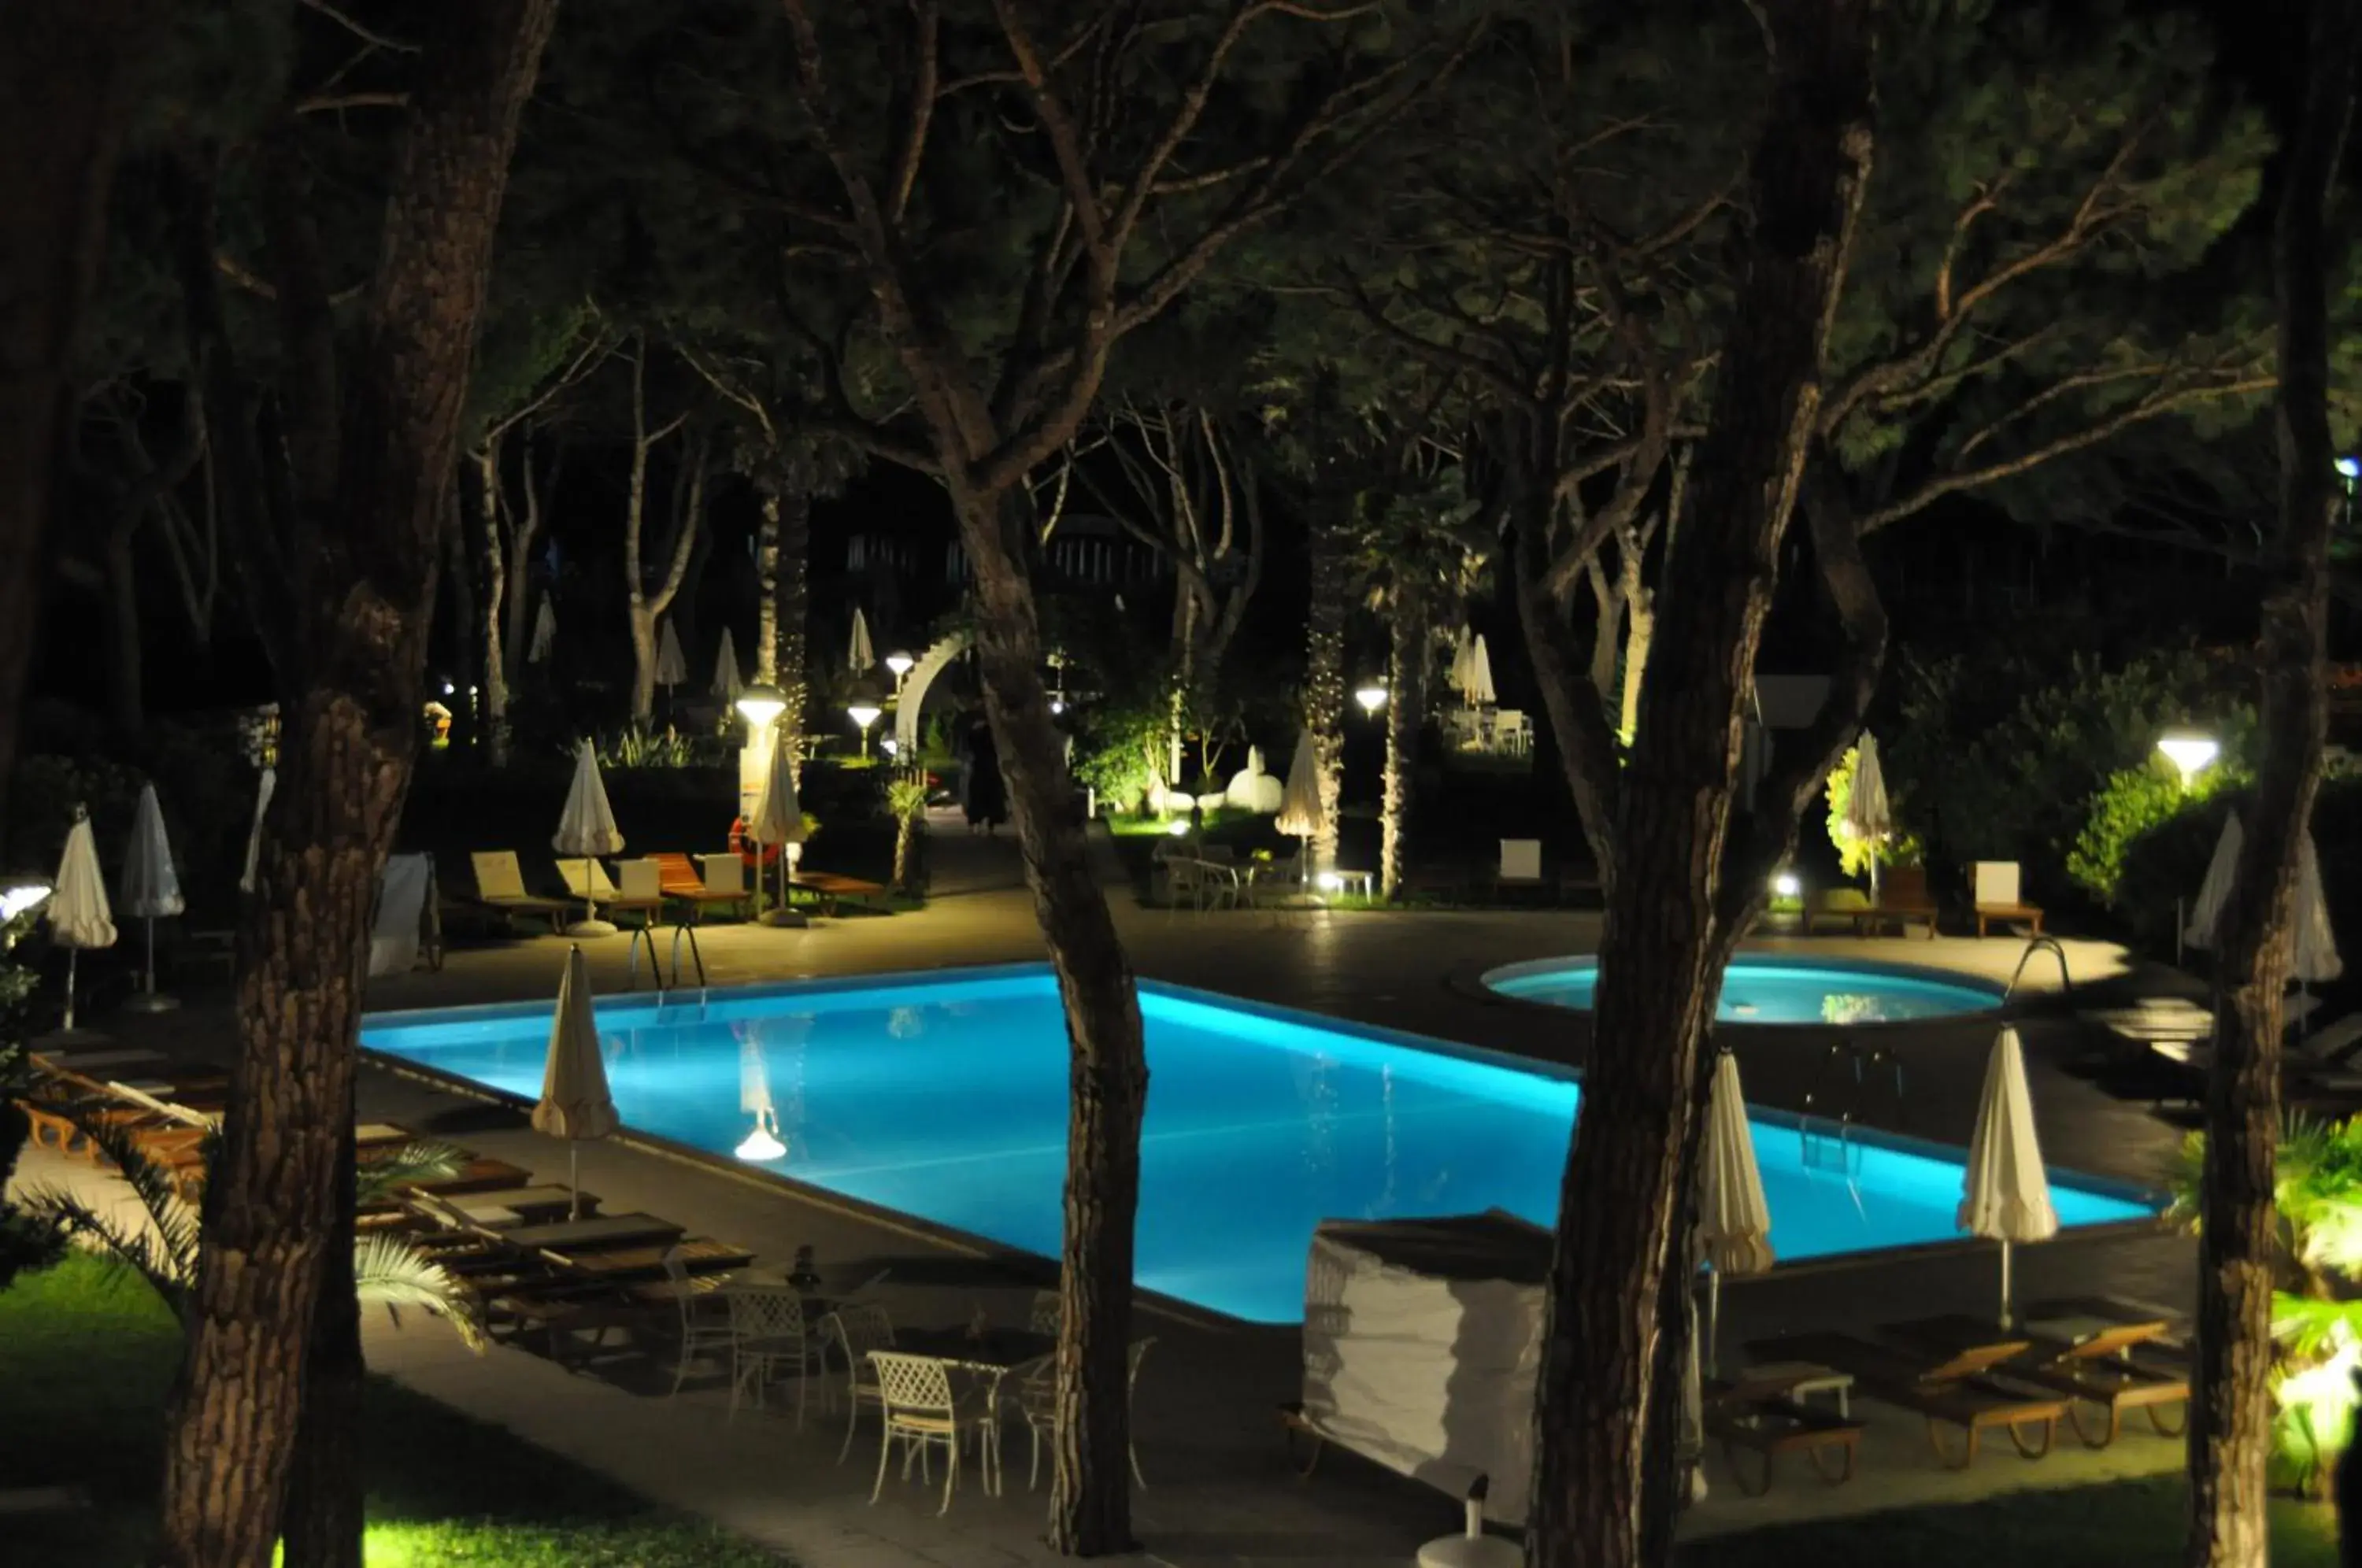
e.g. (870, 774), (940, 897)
(963, 716), (1008, 834)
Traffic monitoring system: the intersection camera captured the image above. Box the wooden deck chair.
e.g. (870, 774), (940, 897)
(468, 851), (571, 932)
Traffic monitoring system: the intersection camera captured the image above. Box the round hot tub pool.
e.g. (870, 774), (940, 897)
(1483, 954), (2005, 1026)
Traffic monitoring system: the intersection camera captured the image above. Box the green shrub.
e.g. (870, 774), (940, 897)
(1823, 746), (1923, 880)
(2068, 758), (2242, 909)
(1072, 696), (1167, 815)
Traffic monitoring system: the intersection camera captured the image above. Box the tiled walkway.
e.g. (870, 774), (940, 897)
(12, 813), (2210, 1565)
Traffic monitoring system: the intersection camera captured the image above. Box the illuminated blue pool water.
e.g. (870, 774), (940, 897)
(1486, 955), (2005, 1026)
(361, 965), (2143, 1322)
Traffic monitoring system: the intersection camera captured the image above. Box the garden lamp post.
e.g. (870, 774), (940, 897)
(1354, 682), (1388, 717)
(885, 649), (913, 692)
(735, 682), (787, 829)
(2157, 731), (2219, 791)
(2157, 728), (2219, 966)
(847, 701), (883, 760)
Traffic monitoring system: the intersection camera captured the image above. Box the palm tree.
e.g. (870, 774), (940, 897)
(886, 777), (930, 896)
(20, 1117), (483, 1348)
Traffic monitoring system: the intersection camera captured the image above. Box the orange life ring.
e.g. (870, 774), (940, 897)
(730, 816), (783, 869)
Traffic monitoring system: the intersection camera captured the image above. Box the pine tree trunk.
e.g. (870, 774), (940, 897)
(777, 490), (811, 764)
(476, 440), (510, 765)
(1304, 512), (1349, 875)
(278, 1123), (360, 1568)
(1524, 5), (1875, 1565)
(106, 519), (145, 732)
(756, 490), (780, 686)
(153, 6), (553, 1564)
(2186, 8), (2356, 1564)
(0, 0), (159, 830)
(1379, 582), (1430, 900)
(1619, 575), (1653, 749)
(952, 490), (1144, 1557)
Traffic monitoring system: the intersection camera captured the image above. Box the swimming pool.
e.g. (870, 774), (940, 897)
(361, 965), (2142, 1323)
(1485, 955), (2005, 1026)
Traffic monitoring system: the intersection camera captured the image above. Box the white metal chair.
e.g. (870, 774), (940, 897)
(827, 1303), (897, 1461)
(1009, 1337), (1155, 1492)
(1497, 838), (1546, 898)
(868, 1352), (991, 1514)
(661, 1245), (738, 1396)
(727, 1286), (824, 1425)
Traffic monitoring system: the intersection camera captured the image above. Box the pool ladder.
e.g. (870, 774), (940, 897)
(1797, 1038), (1905, 1175)
(2001, 936), (2069, 1004)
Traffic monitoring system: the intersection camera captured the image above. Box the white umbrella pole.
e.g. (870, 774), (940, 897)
(570, 1143), (582, 1220)
(1706, 1267), (1723, 1379)
(144, 916), (155, 997)
(1999, 1241), (2013, 1329)
(64, 949), (77, 1033)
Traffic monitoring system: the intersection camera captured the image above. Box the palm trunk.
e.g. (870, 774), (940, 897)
(1305, 511), (1349, 875)
(1525, 5), (1875, 1566)
(953, 490), (1144, 1557)
(756, 490), (780, 686)
(1379, 582), (1430, 900)
(278, 1122), (360, 1568)
(892, 814), (920, 894)
(0, 0), (157, 830)
(2186, 8), (2356, 1564)
(777, 489), (811, 765)
(153, 6), (554, 1564)
(476, 440), (510, 765)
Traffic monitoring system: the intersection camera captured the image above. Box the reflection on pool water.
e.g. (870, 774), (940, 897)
(362, 964), (2137, 1323)
(1485, 955), (2005, 1026)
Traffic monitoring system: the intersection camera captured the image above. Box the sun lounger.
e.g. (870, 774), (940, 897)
(498, 1211), (688, 1254)
(1495, 839), (1547, 901)
(788, 869), (888, 915)
(653, 852), (752, 919)
(559, 860), (665, 927)
(1705, 1368), (1867, 1495)
(468, 851), (572, 932)
(1972, 861), (2044, 937)
(1749, 1332), (2069, 1468)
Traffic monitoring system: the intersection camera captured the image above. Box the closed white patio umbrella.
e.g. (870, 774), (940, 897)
(711, 626), (743, 704)
(1275, 730), (1327, 876)
(2293, 830), (2343, 985)
(553, 741), (625, 937)
(748, 732), (809, 927)
(1449, 627), (1475, 700)
(1958, 1026), (2058, 1326)
(49, 811), (117, 1034)
(118, 782), (184, 1013)
(532, 945), (618, 1217)
(653, 617), (688, 688)
(1466, 634), (1497, 707)
(528, 598), (557, 665)
(1844, 732), (1893, 904)
(848, 608), (875, 674)
(2185, 811), (2242, 951)
(239, 767), (276, 894)
(1697, 1049), (1774, 1374)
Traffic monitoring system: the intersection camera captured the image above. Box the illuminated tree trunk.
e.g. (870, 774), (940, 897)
(756, 490), (780, 686)
(1525, 5), (1876, 1566)
(2186, 6), (2357, 1564)
(777, 489), (811, 764)
(475, 438), (513, 765)
(1304, 509), (1349, 874)
(153, 6), (555, 1564)
(1379, 580), (1430, 900)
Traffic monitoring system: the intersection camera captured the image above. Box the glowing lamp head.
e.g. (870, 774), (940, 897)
(846, 702), (883, 730)
(879, 736), (900, 756)
(885, 651), (914, 678)
(1316, 871), (1342, 893)
(0, 879), (54, 923)
(1165, 819), (1190, 838)
(1050, 699), (1065, 716)
(441, 681), (455, 696)
(1353, 684), (1389, 716)
(2157, 731), (2219, 786)
(735, 684), (787, 730)
(2339, 457), (2360, 480)
(1772, 871), (1801, 900)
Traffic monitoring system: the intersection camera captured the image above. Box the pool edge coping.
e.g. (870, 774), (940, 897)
(359, 959), (2173, 1318)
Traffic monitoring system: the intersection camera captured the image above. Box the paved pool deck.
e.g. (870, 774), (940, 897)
(11, 813), (2223, 1566)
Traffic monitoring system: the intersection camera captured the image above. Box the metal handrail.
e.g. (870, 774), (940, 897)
(2002, 936), (2070, 1004)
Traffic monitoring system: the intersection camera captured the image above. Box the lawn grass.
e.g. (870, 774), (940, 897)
(0, 1254), (783, 1567)
(1684, 1474), (2338, 1567)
